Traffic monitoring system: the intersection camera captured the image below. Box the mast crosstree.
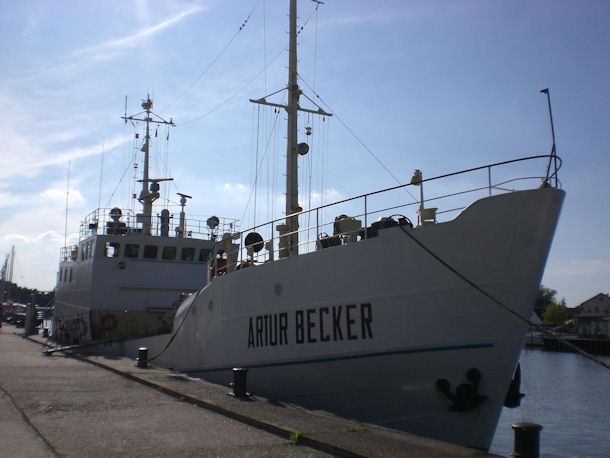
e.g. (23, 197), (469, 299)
(122, 96), (175, 235)
(250, 0), (331, 256)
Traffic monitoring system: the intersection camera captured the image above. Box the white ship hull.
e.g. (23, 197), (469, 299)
(128, 187), (564, 450)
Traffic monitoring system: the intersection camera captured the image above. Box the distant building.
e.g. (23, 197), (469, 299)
(573, 293), (609, 338)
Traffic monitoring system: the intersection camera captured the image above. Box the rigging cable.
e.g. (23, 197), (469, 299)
(306, 113), (313, 236)
(105, 125), (140, 208)
(254, 105), (261, 227)
(396, 224), (610, 371)
(313, 0), (319, 92)
(97, 141), (105, 210)
(64, 160), (70, 248)
(298, 75), (419, 204)
(272, 109), (280, 220)
(160, 0), (261, 115)
(178, 0), (318, 127)
(263, 0), (267, 94)
(179, 46), (285, 126)
(264, 108), (272, 221)
(239, 101), (284, 226)
(297, 1), (321, 38)
(164, 125), (170, 208)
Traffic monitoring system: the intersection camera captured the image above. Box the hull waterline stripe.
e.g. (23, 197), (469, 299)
(193, 342), (494, 373)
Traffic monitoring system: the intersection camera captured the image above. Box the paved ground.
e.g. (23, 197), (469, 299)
(0, 324), (496, 457)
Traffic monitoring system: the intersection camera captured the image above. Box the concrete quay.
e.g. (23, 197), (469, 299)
(0, 324), (496, 457)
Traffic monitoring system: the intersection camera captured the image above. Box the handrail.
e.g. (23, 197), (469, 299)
(218, 154), (561, 270)
(73, 207), (238, 242)
(238, 154), (562, 233)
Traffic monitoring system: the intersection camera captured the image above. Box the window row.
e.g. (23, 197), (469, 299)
(59, 267), (73, 283)
(105, 242), (211, 262)
(75, 241), (94, 261)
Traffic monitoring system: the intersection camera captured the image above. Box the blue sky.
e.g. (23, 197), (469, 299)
(0, 0), (608, 306)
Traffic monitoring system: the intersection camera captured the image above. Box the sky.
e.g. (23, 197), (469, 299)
(0, 0), (608, 306)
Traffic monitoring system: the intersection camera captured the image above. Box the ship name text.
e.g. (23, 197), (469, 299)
(247, 303), (373, 348)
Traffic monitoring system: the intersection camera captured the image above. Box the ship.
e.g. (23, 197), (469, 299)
(53, 97), (237, 344)
(53, 0), (564, 450)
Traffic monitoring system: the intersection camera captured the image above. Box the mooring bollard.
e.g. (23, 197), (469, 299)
(230, 367), (248, 398)
(512, 422), (542, 458)
(137, 346), (148, 368)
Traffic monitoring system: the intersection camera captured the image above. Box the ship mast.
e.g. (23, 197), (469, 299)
(250, 0), (331, 256)
(285, 0), (300, 257)
(122, 96), (175, 234)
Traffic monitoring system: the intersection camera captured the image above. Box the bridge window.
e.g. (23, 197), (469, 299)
(199, 248), (211, 262)
(181, 247), (195, 261)
(162, 246), (177, 260)
(105, 242), (120, 258)
(125, 244), (139, 258)
(143, 245), (158, 259)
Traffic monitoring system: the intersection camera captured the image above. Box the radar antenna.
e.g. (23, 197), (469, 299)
(177, 193), (192, 238)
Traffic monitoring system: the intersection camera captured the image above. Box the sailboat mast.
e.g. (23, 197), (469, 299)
(285, 0), (300, 256)
(9, 246), (14, 284)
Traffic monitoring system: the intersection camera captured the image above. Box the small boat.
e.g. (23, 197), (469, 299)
(53, 0), (564, 451)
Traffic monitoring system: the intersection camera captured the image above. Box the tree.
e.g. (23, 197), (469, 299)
(1, 281), (54, 306)
(542, 303), (568, 325)
(534, 285), (557, 318)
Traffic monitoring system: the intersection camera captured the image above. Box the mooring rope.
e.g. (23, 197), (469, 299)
(147, 286), (206, 362)
(396, 225), (610, 371)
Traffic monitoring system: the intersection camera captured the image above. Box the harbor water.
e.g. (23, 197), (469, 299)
(490, 348), (610, 457)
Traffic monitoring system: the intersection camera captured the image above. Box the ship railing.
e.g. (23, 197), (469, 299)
(77, 207), (238, 242)
(60, 245), (80, 262)
(211, 154), (561, 275)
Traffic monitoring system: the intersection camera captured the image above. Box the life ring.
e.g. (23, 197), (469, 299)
(101, 313), (118, 330)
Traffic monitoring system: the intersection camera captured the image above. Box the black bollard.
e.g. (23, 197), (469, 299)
(512, 422), (542, 458)
(230, 367), (248, 398)
(137, 346), (148, 368)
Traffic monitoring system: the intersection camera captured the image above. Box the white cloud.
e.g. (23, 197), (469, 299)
(101, 5), (205, 51)
(308, 188), (343, 206)
(0, 192), (29, 209)
(0, 131), (126, 181)
(221, 182), (248, 193)
(40, 188), (85, 203)
(3, 230), (66, 246)
(552, 259), (610, 277)
(25, 4), (206, 80)
(318, 6), (434, 29)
